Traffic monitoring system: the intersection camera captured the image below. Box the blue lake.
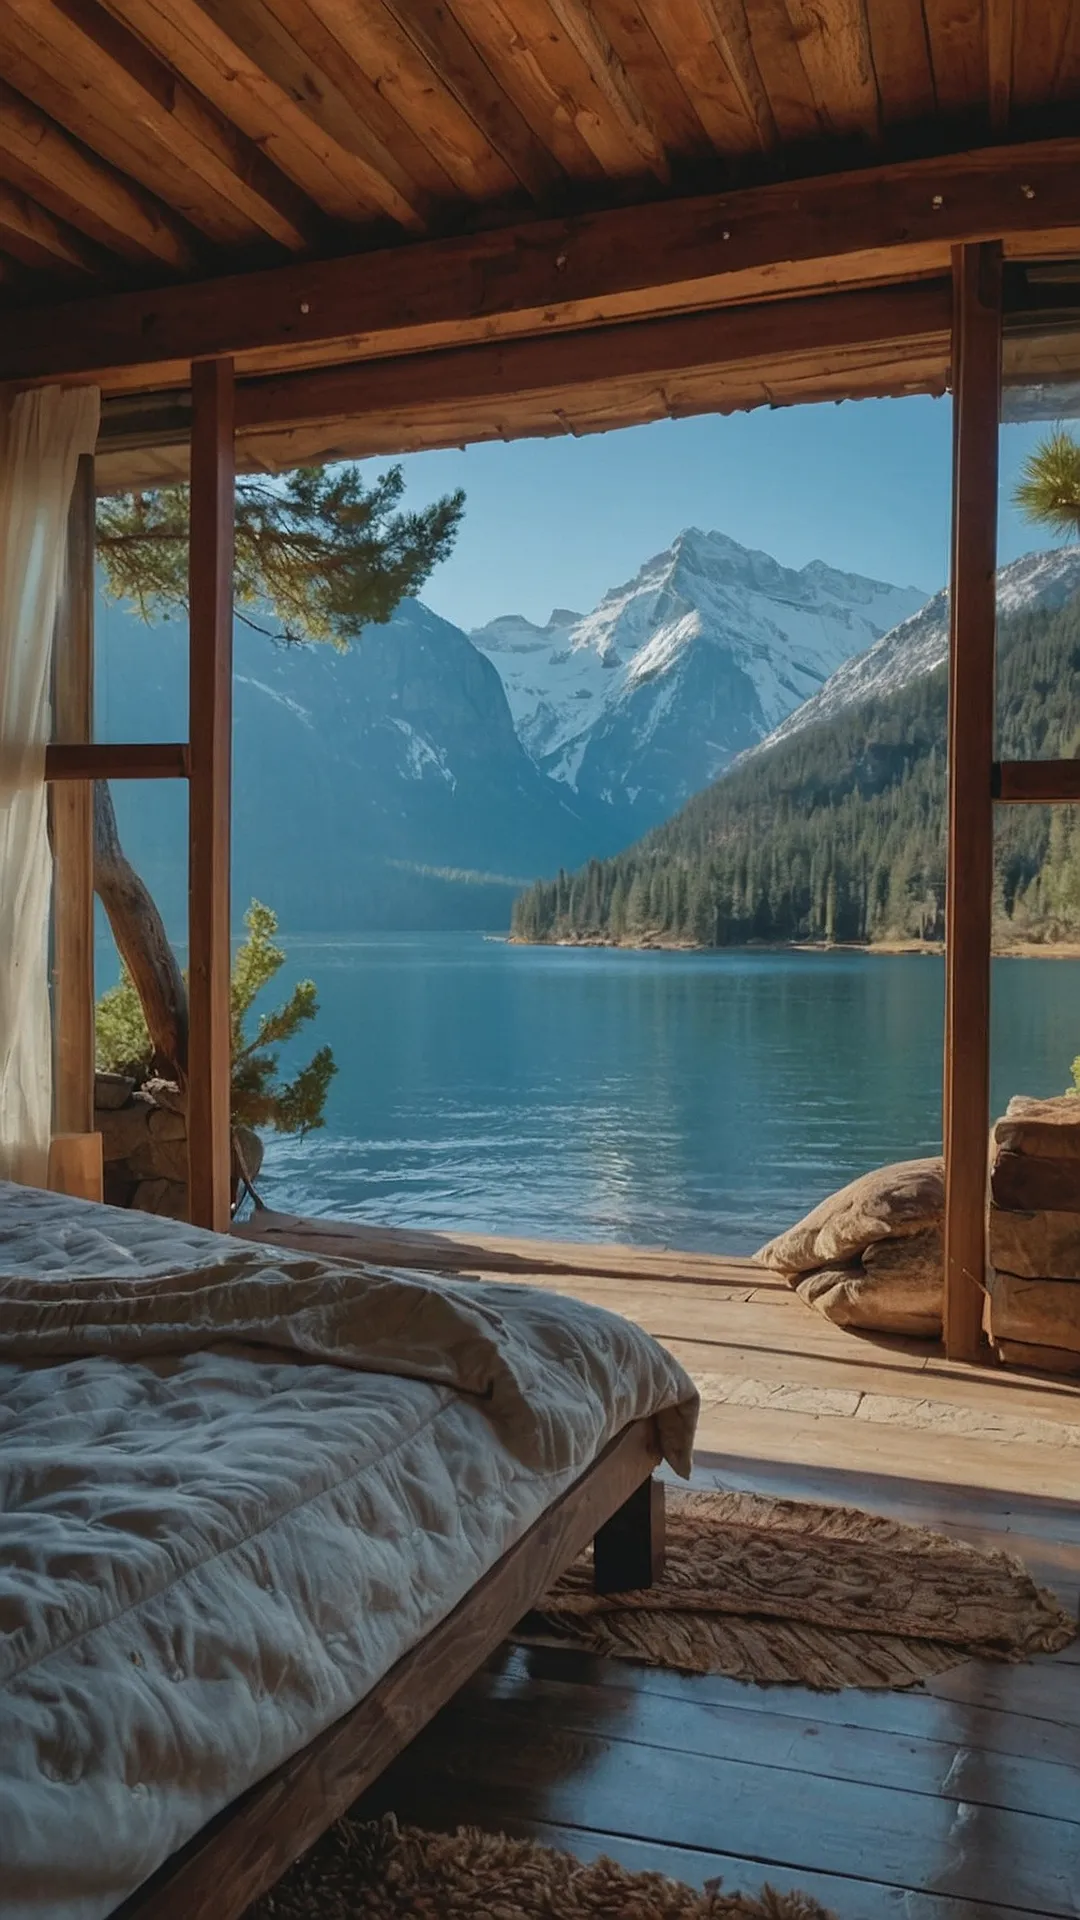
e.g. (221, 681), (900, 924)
(252, 935), (1080, 1254)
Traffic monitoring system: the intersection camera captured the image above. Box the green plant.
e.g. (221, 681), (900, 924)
(96, 900), (336, 1137)
(1014, 429), (1080, 540)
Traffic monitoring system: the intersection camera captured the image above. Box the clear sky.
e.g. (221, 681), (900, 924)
(363, 398), (1056, 634)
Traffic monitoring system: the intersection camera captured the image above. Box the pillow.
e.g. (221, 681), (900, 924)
(756, 1158), (944, 1276)
(793, 1229), (943, 1337)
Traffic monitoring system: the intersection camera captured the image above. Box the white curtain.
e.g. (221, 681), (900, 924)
(0, 385), (100, 1187)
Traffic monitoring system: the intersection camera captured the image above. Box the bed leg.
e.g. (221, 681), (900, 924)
(593, 1475), (665, 1593)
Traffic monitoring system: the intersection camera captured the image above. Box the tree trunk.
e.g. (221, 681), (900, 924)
(93, 780), (189, 1080)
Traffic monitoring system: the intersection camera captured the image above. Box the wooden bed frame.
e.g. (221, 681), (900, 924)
(114, 1416), (665, 1919)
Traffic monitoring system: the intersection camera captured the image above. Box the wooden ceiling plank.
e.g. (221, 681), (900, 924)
(1050, 0), (1080, 107)
(864, 0), (937, 126)
(0, 136), (1071, 387)
(986, 0), (1014, 132)
(280, 0), (522, 203)
(697, 0), (780, 150)
(0, 11), (264, 248)
(29, 0), (324, 251)
(781, 0), (882, 141)
(741, 0), (823, 143)
(564, 0), (716, 162)
(0, 180), (107, 276)
(232, 279), (951, 430)
(922, 0), (988, 118)
(98, 0), (414, 228)
(184, 0), (435, 227)
(373, 0), (566, 199)
(545, 0), (672, 179)
(1012, 0), (1069, 113)
(248, 0), (480, 205)
(0, 80), (199, 270)
(459, 0), (663, 180)
(643, 0), (770, 153)
(443, 0), (610, 180)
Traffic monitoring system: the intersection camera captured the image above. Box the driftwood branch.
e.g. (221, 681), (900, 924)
(93, 779), (189, 1080)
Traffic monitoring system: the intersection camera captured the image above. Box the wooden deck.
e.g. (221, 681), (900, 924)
(235, 1211), (1080, 1919)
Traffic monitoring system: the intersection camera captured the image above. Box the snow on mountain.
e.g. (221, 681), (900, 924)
(472, 528), (926, 831)
(754, 546), (1080, 757)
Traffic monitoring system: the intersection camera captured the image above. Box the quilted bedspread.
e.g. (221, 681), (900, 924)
(0, 1183), (697, 1920)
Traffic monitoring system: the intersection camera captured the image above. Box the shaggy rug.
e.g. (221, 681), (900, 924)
(251, 1815), (836, 1918)
(522, 1487), (1076, 1689)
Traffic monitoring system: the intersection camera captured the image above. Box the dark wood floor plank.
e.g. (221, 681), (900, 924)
(460, 1671), (1080, 1822)
(362, 1702), (1080, 1913)
(352, 1798), (1044, 1920)
(489, 1647), (1080, 1769)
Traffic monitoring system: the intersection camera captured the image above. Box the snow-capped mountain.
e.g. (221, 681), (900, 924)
(754, 546), (1080, 757)
(472, 529), (926, 831)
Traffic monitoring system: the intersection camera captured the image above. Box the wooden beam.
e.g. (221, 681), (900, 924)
(994, 759), (1080, 803)
(187, 357), (234, 1233)
(113, 1419), (662, 1920)
(2, 136), (1078, 386)
(0, 78), (199, 272)
(1, 0), (323, 253)
(943, 241), (1002, 1364)
(45, 742), (189, 779)
(51, 452), (96, 1138)
(233, 279), (952, 432)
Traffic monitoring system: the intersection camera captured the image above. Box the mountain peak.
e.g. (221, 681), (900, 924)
(471, 526), (928, 832)
(754, 544), (1080, 758)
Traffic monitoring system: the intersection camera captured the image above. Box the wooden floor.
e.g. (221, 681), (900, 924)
(237, 1212), (1080, 1919)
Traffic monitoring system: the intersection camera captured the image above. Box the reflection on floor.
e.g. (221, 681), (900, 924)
(236, 1212), (1080, 1919)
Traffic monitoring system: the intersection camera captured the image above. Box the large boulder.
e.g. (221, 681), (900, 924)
(757, 1159), (944, 1337)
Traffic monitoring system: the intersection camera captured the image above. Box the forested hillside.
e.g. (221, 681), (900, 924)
(511, 594), (1080, 949)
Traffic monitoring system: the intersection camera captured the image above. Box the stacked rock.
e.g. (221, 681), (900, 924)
(94, 1072), (263, 1221)
(987, 1096), (1080, 1374)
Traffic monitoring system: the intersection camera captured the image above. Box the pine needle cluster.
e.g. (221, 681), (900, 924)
(96, 901), (336, 1136)
(97, 464), (464, 646)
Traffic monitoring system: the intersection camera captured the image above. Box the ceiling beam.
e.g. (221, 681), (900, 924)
(2, 135), (1077, 386)
(230, 277), (951, 432)
(0, 78), (200, 271)
(4, 0), (324, 253)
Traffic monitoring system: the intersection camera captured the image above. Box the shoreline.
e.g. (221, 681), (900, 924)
(508, 934), (1080, 960)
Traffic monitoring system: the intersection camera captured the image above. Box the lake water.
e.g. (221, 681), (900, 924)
(255, 934), (1080, 1254)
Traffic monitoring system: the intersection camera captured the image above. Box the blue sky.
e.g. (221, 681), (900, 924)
(365, 399), (1057, 633)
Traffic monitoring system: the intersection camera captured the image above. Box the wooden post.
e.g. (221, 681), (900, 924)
(47, 1132), (103, 1204)
(51, 451), (96, 1137)
(187, 358), (235, 1232)
(943, 242), (1002, 1361)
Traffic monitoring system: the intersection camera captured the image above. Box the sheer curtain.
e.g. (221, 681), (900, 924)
(0, 385), (100, 1187)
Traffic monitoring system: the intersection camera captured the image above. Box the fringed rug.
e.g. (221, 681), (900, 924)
(252, 1814), (836, 1919)
(521, 1488), (1077, 1690)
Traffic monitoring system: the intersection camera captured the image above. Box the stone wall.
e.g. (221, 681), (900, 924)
(96, 1072), (263, 1220)
(986, 1095), (1080, 1374)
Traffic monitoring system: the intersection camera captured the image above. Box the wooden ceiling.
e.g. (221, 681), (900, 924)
(3, 0), (1080, 479)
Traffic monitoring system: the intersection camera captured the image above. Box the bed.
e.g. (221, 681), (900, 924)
(0, 1182), (698, 1920)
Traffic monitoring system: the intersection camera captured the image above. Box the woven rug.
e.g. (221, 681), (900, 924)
(521, 1488), (1077, 1689)
(252, 1814), (836, 1918)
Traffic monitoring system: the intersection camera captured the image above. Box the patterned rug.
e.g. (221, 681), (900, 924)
(252, 1815), (836, 1918)
(521, 1487), (1077, 1689)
